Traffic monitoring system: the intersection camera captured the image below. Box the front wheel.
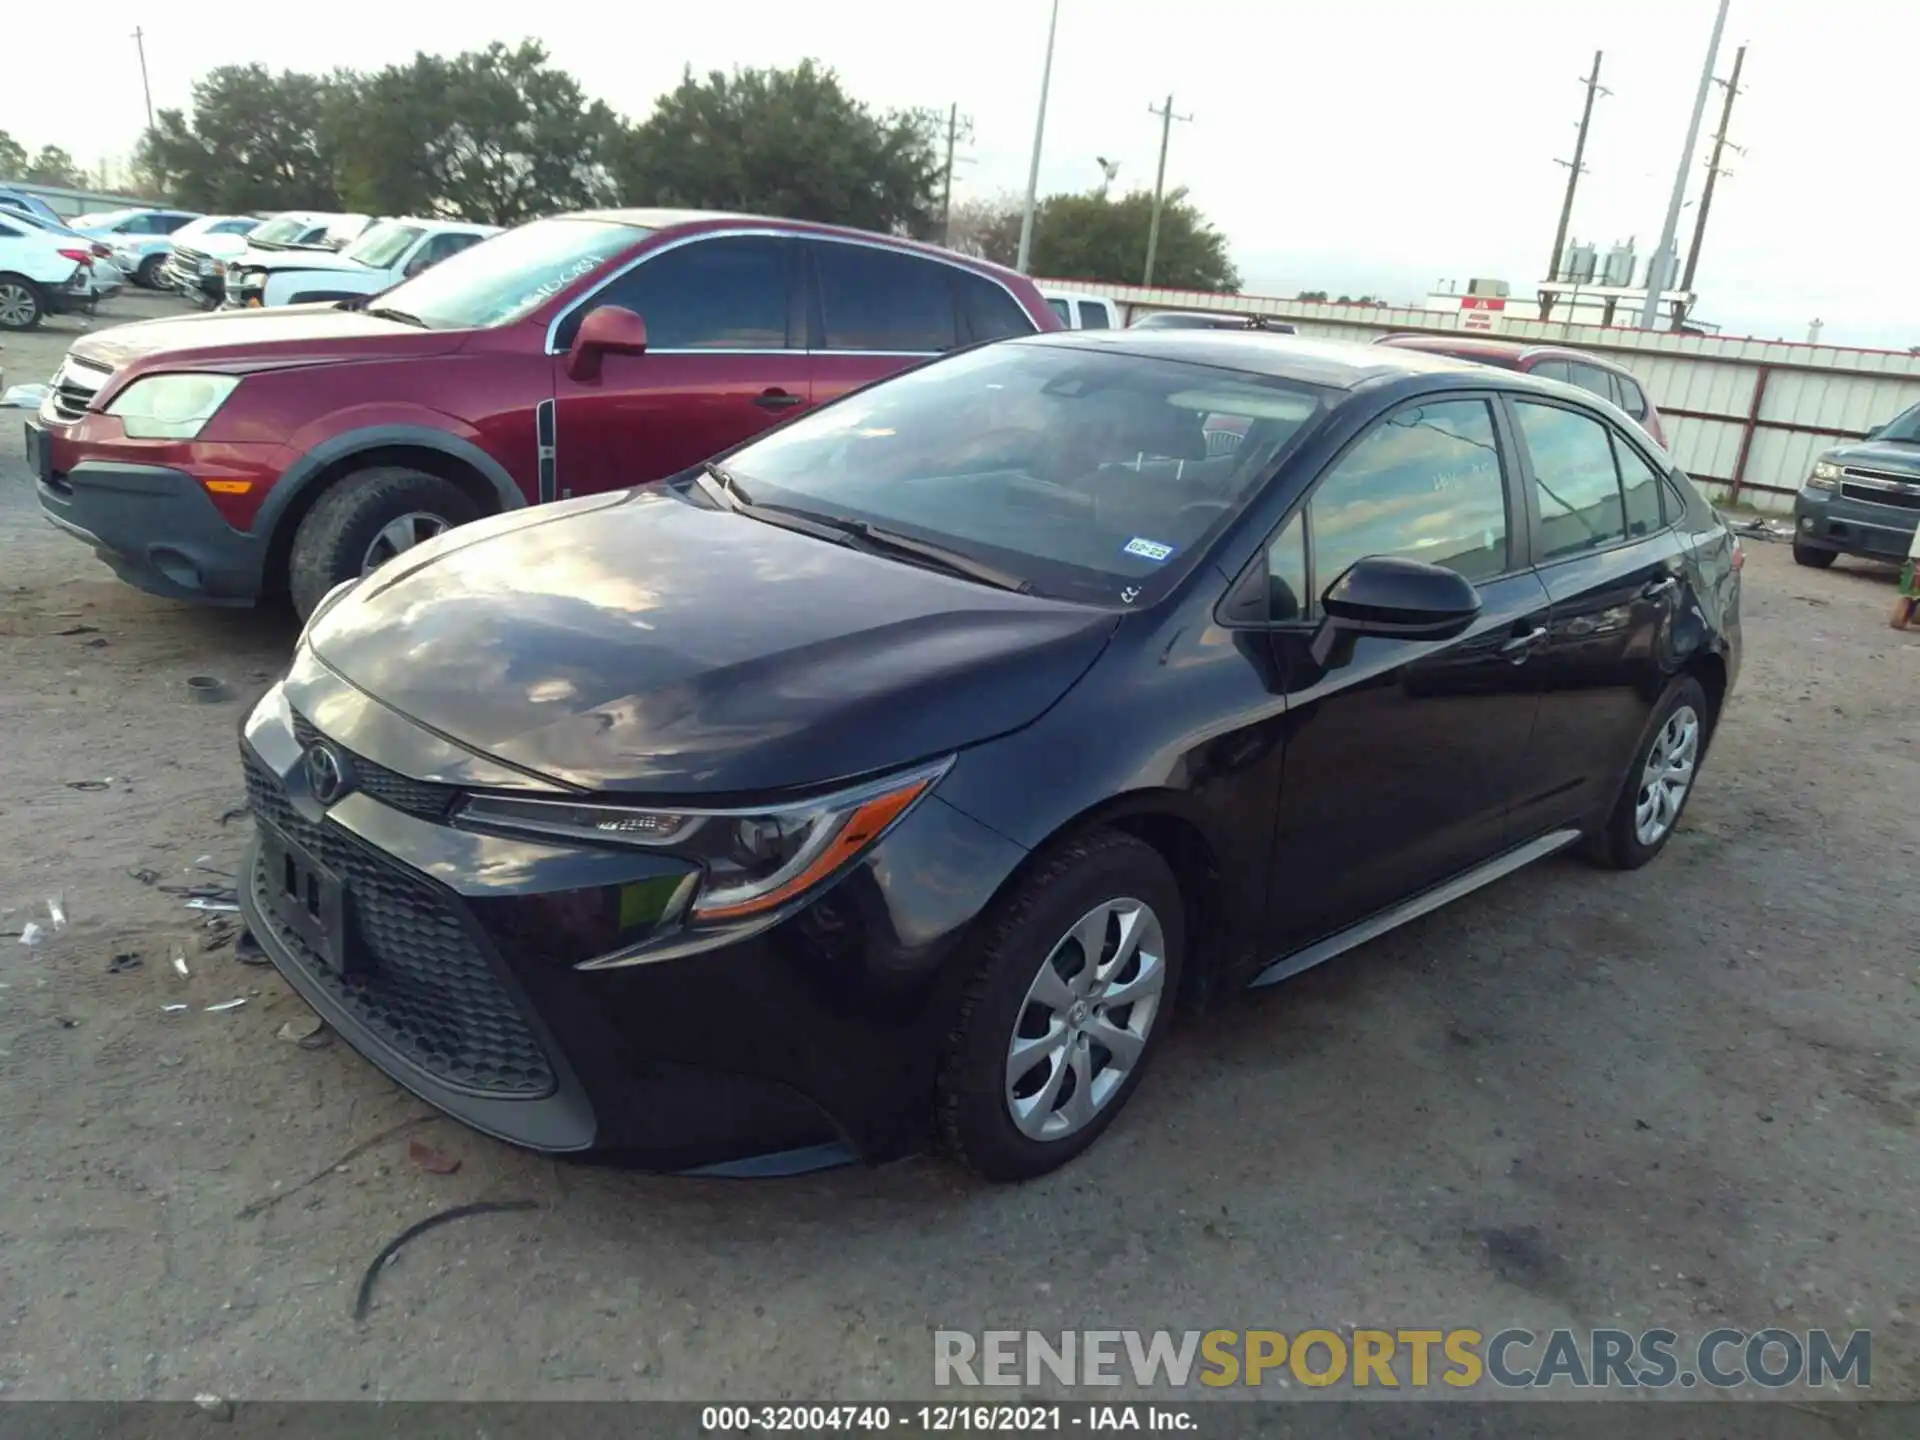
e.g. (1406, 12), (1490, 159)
(0, 274), (45, 330)
(1792, 541), (1837, 569)
(287, 466), (480, 619)
(1585, 676), (1711, 870)
(938, 830), (1183, 1182)
(136, 255), (167, 289)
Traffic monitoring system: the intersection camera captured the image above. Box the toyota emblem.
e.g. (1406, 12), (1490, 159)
(303, 742), (353, 805)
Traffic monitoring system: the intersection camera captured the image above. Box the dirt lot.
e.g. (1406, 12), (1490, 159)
(0, 292), (1916, 1408)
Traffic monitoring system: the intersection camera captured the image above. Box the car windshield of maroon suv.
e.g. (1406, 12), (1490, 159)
(357, 217), (642, 330)
(240, 329), (1741, 1182)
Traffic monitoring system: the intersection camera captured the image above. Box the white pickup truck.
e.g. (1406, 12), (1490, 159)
(166, 211), (372, 307)
(221, 217), (500, 309)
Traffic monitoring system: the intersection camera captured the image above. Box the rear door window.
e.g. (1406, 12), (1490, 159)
(1530, 358), (1573, 385)
(958, 272), (1037, 343)
(1513, 400), (1629, 560)
(1565, 362), (1618, 405)
(1047, 297), (1072, 324)
(812, 241), (957, 353)
(1076, 299), (1112, 330)
(1615, 373), (1650, 421)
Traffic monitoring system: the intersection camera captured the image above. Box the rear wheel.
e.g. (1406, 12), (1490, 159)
(1792, 541), (1837, 569)
(288, 466), (480, 619)
(938, 830), (1183, 1182)
(1585, 676), (1710, 870)
(0, 274), (44, 330)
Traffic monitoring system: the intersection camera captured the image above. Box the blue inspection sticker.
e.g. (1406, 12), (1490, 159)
(1123, 537), (1176, 562)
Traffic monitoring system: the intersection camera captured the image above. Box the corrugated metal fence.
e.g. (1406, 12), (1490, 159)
(1040, 279), (1920, 515)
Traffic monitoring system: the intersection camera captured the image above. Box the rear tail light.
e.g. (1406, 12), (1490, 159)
(1731, 537), (1746, 571)
(57, 248), (93, 266)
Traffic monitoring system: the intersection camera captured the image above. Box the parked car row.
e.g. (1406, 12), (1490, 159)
(16, 201), (1754, 1180)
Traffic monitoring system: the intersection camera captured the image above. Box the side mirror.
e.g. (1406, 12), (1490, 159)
(564, 305), (648, 383)
(1309, 556), (1481, 667)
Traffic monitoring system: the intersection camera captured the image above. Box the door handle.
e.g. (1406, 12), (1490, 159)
(1640, 576), (1680, 600)
(753, 389), (804, 410)
(1500, 625), (1548, 661)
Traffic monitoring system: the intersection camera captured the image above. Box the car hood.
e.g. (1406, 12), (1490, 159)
(72, 305), (464, 376)
(306, 488), (1117, 795)
(245, 249), (377, 276)
(1824, 440), (1920, 475)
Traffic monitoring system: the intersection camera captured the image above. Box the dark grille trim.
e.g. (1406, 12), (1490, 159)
(245, 753), (555, 1098)
(290, 712), (461, 822)
(1839, 481), (1920, 512)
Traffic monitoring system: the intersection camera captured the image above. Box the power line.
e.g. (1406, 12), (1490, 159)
(1540, 50), (1608, 322)
(1141, 93), (1192, 287)
(1677, 42), (1747, 323)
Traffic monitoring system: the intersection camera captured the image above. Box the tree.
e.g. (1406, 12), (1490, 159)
(984, 188), (1238, 291)
(0, 131), (27, 181)
(1295, 289), (1329, 302)
(943, 192), (1021, 262)
(138, 65), (345, 213)
(23, 145), (86, 188)
(618, 60), (942, 236)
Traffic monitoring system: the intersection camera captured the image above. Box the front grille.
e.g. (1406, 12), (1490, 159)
(245, 752), (555, 1097)
(1840, 480), (1920, 512)
(49, 359), (108, 423)
(291, 713), (460, 821)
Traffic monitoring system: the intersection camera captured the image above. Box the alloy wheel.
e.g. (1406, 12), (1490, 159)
(360, 512), (451, 574)
(1634, 704), (1700, 846)
(1005, 898), (1167, 1142)
(0, 282), (37, 328)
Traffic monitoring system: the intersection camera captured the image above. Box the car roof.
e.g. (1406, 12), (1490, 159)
(1020, 327), (1495, 390)
(559, 208), (1031, 279)
(1379, 332), (1636, 375)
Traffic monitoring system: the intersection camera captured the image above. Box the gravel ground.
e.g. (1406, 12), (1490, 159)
(0, 293), (1915, 1410)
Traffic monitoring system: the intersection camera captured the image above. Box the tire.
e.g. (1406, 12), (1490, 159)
(938, 829), (1184, 1182)
(0, 274), (45, 331)
(1584, 676), (1711, 871)
(1792, 541), (1837, 569)
(288, 466), (481, 619)
(136, 255), (168, 289)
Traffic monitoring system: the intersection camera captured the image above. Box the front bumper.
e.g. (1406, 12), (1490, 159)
(1793, 486), (1920, 560)
(33, 448), (265, 603)
(236, 661), (1030, 1169)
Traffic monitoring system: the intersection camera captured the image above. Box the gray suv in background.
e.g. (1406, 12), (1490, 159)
(1793, 402), (1920, 567)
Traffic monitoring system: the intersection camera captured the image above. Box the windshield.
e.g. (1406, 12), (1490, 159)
(371, 218), (642, 331)
(721, 342), (1331, 606)
(1875, 405), (1920, 444)
(344, 222), (424, 269)
(250, 216), (310, 245)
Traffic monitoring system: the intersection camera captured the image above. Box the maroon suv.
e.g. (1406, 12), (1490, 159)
(26, 210), (1059, 615)
(1373, 334), (1667, 447)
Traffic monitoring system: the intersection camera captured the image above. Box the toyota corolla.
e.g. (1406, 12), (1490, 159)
(239, 331), (1741, 1181)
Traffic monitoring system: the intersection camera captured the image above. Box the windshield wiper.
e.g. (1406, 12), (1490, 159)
(693, 462), (850, 544)
(365, 305), (429, 328)
(831, 518), (1031, 593)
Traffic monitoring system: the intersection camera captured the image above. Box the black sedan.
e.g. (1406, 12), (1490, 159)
(239, 330), (1743, 1182)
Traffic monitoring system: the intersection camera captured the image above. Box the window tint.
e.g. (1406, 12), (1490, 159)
(212, 219), (255, 235)
(1616, 374), (1649, 420)
(1047, 298), (1072, 324)
(157, 214), (194, 234)
(1310, 398), (1510, 588)
(959, 272), (1036, 343)
(590, 236), (789, 351)
(1530, 358), (1573, 384)
(1266, 513), (1308, 621)
(412, 231), (483, 270)
(1077, 299), (1111, 330)
(1514, 401), (1628, 560)
(1614, 434), (1665, 537)
(1566, 362), (1618, 405)
(815, 242), (956, 352)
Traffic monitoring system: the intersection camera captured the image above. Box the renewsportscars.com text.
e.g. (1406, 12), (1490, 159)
(933, 1328), (1871, 1391)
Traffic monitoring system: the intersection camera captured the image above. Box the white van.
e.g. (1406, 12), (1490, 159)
(1039, 288), (1120, 331)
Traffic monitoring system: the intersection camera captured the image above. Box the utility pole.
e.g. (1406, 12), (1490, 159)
(1640, 0), (1731, 329)
(132, 27), (155, 132)
(938, 103), (975, 247)
(1015, 0), (1062, 274)
(1541, 51), (1608, 321)
(1677, 42), (1746, 322)
(1142, 94), (1192, 287)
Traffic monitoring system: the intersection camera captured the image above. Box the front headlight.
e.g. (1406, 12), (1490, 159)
(106, 374), (240, 439)
(1808, 460), (1843, 490)
(456, 758), (951, 923)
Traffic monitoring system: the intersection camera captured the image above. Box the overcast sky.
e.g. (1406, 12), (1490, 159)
(6, 0), (1913, 348)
